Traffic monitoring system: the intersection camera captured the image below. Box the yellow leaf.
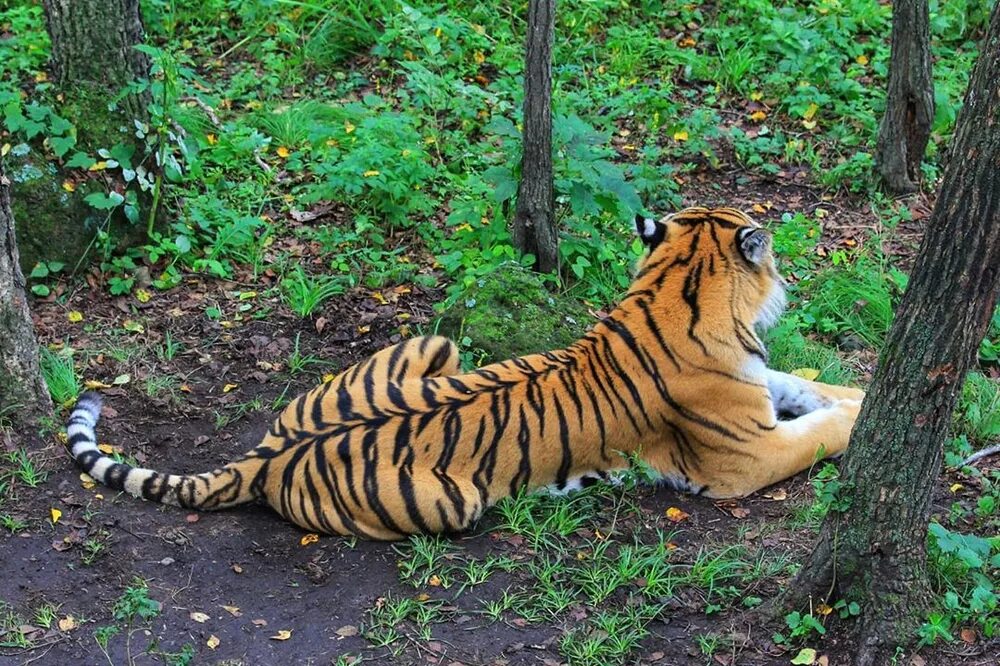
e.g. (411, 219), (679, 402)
(67, 310), (83, 323)
(50, 508), (62, 524)
(357, 325), (371, 334)
(206, 133), (217, 145)
(98, 443), (114, 454)
(856, 54), (869, 65)
(751, 203), (766, 214)
(816, 602), (833, 616)
(791, 368), (821, 381)
(222, 605), (241, 616)
(363, 170), (380, 177)
(322, 373), (336, 383)
(58, 616), (77, 632)
(122, 319), (144, 333)
(223, 383), (238, 393)
(1, 143), (10, 157)
(94, 494), (103, 500)
(371, 291), (388, 305)
(664, 507), (690, 523)
(270, 630), (292, 641)
(344, 121), (356, 134)
(300, 533), (319, 546)
(950, 483), (963, 493)
(62, 180), (77, 193)
(84, 380), (112, 390)
(473, 50), (486, 64)
(679, 36), (697, 47)
(80, 473), (96, 489)
(135, 289), (151, 303)
(749, 110), (767, 122)
(428, 575), (442, 587)
(190, 611), (210, 623)
(803, 103), (819, 121)
(802, 119), (818, 130)
(749, 91), (763, 101)
(672, 130), (689, 142)
(180, 384), (191, 393)
(207, 635), (220, 649)
(34, 71), (48, 83)
(276, 146), (290, 158)
(88, 161), (108, 172)
(814, 208), (828, 219)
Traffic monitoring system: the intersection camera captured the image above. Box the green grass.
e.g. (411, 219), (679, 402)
(39, 346), (79, 406)
(956, 372), (1000, 444)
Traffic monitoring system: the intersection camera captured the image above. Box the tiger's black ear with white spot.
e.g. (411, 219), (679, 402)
(737, 227), (771, 266)
(635, 214), (666, 250)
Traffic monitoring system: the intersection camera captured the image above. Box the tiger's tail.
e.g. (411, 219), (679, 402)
(67, 392), (262, 510)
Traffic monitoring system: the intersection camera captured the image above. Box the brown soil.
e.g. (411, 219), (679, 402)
(1, 177), (996, 666)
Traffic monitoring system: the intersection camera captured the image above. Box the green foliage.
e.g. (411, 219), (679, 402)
(281, 266), (349, 318)
(39, 347), (79, 406)
(922, 523), (999, 644)
(112, 579), (161, 623)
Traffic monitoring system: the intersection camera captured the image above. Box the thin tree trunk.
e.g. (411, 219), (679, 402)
(875, 0), (934, 194)
(782, 6), (1000, 665)
(42, 0), (151, 145)
(0, 159), (53, 432)
(512, 0), (559, 274)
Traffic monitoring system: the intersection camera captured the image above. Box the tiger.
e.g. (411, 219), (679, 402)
(67, 207), (865, 540)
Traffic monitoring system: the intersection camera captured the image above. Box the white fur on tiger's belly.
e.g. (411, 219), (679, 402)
(542, 471), (622, 496)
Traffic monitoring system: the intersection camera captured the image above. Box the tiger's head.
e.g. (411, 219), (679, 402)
(632, 207), (787, 348)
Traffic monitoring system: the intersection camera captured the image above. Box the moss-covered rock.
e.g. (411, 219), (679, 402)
(7, 144), (103, 274)
(436, 263), (592, 363)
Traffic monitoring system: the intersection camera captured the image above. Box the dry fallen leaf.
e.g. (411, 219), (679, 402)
(190, 611), (210, 623)
(222, 605), (242, 617)
(206, 635), (220, 649)
(80, 473), (96, 490)
(50, 508), (62, 524)
(222, 383), (238, 393)
(763, 488), (788, 501)
(58, 616), (77, 632)
(271, 629), (292, 641)
(664, 507), (690, 523)
(300, 533), (319, 546)
(335, 625), (358, 637)
(428, 575), (442, 587)
(252, 618), (268, 627)
(790, 648), (816, 665)
(960, 627), (977, 644)
(67, 310), (83, 323)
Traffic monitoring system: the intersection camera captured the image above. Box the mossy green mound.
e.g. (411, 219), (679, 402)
(436, 263), (592, 364)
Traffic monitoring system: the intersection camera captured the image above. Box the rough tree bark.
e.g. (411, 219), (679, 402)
(0, 159), (53, 431)
(781, 6), (1000, 665)
(874, 0), (935, 194)
(42, 0), (151, 146)
(512, 0), (559, 274)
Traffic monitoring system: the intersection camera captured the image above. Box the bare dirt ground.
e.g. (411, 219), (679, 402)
(1, 175), (996, 666)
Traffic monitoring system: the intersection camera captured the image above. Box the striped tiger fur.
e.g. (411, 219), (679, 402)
(67, 207), (865, 540)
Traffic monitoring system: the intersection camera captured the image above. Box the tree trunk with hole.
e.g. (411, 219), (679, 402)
(512, 0), (559, 274)
(781, 7), (1000, 665)
(875, 0), (935, 194)
(42, 0), (151, 148)
(0, 159), (53, 433)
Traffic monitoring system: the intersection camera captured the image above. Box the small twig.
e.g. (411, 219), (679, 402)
(961, 442), (1000, 467)
(181, 96), (221, 128)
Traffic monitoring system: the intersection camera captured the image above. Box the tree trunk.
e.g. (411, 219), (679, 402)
(782, 6), (1000, 665)
(0, 159), (53, 432)
(875, 0), (935, 194)
(42, 0), (151, 147)
(512, 0), (559, 274)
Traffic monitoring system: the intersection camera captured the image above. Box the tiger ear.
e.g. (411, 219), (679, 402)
(737, 227), (771, 265)
(635, 214), (666, 249)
